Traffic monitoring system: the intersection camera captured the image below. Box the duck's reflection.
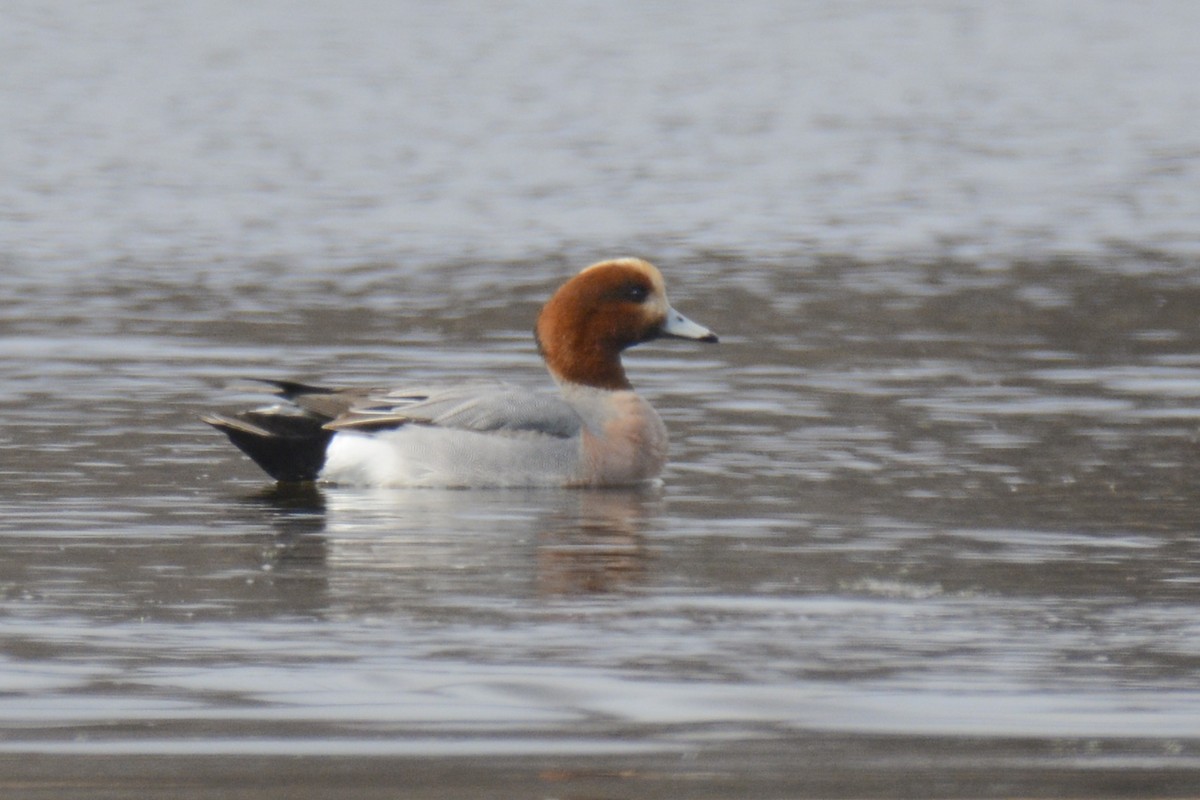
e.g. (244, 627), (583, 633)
(535, 488), (657, 595)
(244, 482), (330, 565)
(246, 483), (662, 603)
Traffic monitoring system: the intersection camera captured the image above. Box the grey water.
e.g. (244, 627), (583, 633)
(3, 1), (1200, 797)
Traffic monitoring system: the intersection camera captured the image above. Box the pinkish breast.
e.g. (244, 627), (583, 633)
(577, 393), (669, 486)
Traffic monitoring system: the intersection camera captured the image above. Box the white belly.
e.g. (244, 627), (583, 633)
(320, 426), (583, 488)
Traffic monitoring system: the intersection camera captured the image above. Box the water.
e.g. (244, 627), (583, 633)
(3, 2), (1200, 797)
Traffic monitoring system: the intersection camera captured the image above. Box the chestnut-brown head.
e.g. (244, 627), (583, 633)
(535, 258), (717, 390)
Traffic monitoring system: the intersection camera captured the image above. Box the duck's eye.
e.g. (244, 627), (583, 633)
(624, 283), (649, 303)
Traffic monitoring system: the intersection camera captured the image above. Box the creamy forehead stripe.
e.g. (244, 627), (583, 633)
(578, 257), (667, 295)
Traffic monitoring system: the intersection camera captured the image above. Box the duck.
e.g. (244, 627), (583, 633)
(202, 257), (718, 488)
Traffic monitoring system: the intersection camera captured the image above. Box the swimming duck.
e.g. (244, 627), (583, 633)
(203, 257), (717, 487)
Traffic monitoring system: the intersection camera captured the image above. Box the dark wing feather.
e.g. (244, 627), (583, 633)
(247, 379), (377, 422)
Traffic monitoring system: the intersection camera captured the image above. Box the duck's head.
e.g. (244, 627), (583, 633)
(535, 257), (718, 390)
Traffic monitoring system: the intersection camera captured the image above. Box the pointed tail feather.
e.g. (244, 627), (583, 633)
(202, 412), (333, 483)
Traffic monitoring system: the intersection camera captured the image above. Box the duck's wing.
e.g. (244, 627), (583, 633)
(324, 381), (584, 439)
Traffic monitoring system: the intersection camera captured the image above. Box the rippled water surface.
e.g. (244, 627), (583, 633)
(4, 1), (1200, 798)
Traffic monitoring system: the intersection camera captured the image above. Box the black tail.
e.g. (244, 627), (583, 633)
(202, 410), (334, 483)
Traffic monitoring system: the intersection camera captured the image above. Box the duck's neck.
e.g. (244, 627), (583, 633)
(538, 333), (631, 391)
(548, 350), (630, 391)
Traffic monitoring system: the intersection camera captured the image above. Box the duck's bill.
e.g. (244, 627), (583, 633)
(661, 307), (719, 343)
